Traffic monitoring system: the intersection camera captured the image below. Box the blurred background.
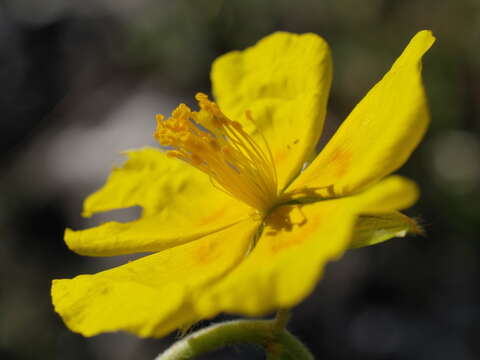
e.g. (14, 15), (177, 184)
(1, 0), (479, 359)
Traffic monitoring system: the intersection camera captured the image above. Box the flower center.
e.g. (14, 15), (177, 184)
(154, 93), (278, 212)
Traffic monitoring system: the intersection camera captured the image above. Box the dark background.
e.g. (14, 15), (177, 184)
(1, 0), (479, 359)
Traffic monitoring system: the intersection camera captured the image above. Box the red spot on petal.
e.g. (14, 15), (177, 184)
(193, 239), (220, 265)
(329, 148), (352, 178)
(197, 207), (227, 226)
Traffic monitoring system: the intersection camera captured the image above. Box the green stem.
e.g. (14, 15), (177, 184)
(274, 309), (291, 331)
(268, 329), (314, 360)
(266, 309), (292, 359)
(154, 318), (313, 360)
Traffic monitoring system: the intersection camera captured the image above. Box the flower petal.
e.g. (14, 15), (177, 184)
(351, 175), (419, 213)
(212, 32), (332, 190)
(197, 175), (418, 315)
(83, 147), (243, 217)
(350, 212), (423, 249)
(289, 30), (435, 196)
(52, 219), (259, 338)
(67, 148), (251, 256)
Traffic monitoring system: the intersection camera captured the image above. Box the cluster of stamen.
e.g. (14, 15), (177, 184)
(154, 93), (278, 212)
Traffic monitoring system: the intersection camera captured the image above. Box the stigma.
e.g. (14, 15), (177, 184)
(154, 93), (278, 212)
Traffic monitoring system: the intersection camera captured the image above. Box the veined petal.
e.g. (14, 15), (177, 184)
(350, 212), (423, 249)
(52, 219), (259, 338)
(83, 147), (243, 218)
(289, 30), (435, 196)
(196, 176), (418, 315)
(212, 32), (332, 191)
(65, 205), (249, 256)
(68, 148), (251, 256)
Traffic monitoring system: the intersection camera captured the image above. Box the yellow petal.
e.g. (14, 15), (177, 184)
(212, 32), (332, 191)
(68, 147), (251, 256)
(196, 175), (418, 315)
(350, 175), (419, 213)
(289, 30), (435, 195)
(52, 219), (259, 338)
(83, 147), (242, 218)
(350, 212), (423, 249)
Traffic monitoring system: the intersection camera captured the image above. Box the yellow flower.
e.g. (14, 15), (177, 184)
(51, 31), (435, 338)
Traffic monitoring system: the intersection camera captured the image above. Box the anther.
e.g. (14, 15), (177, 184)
(155, 93), (278, 212)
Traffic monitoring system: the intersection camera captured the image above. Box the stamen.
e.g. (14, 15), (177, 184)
(154, 93), (278, 212)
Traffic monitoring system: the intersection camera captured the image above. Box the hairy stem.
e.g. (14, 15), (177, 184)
(155, 317), (313, 360)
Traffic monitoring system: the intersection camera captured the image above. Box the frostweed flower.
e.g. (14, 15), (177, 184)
(52, 30), (435, 338)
